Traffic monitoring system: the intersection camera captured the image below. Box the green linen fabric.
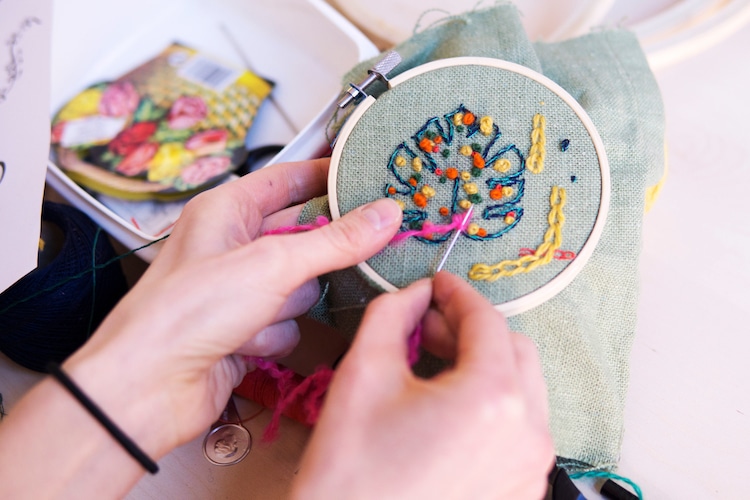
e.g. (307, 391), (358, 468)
(301, 5), (665, 472)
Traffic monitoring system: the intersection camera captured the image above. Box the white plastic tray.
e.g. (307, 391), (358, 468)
(46, 0), (377, 260)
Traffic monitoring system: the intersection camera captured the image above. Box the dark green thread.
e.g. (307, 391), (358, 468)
(0, 234), (169, 317)
(87, 228), (101, 337)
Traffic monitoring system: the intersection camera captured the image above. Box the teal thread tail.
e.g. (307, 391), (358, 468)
(569, 470), (644, 499)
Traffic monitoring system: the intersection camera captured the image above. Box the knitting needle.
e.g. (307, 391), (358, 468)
(435, 204), (473, 273)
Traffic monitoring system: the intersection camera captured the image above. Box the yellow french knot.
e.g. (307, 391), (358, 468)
(468, 186), (566, 281)
(525, 113), (546, 174)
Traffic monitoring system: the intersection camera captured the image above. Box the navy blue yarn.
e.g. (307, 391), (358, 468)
(0, 202), (129, 372)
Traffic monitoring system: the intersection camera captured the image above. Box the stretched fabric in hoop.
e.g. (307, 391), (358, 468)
(297, 5), (665, 474)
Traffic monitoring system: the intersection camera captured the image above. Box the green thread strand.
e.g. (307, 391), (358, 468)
(0, 234), (169, 317)
(87, 228), (102, 337)
(569, 470), (643, 499)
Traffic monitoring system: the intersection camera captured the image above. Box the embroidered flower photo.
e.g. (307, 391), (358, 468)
(49, 43), (273, 198)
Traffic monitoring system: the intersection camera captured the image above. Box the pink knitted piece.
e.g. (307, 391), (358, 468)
(250, 357), (334, 442)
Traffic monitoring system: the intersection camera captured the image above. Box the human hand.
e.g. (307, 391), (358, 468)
(292, 272), (554, 500)
(63, 158), (403, 459)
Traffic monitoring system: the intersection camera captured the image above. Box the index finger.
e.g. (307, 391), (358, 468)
(230, 157), (331, 219)
(431, 272), (516, 378)
(164, 158), (330, 260)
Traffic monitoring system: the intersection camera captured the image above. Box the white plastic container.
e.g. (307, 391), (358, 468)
(46, 0), (378, 260)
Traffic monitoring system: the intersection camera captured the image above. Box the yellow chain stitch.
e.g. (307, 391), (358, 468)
(525, 113), (546, 174)
(468, 186), (566, 281)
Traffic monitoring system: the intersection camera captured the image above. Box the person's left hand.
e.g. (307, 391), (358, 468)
(63, 158), (403, 460)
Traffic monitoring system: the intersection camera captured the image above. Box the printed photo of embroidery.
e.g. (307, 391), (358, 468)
(50, 43), (272, 200)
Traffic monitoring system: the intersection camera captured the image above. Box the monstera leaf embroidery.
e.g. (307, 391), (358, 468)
(385, 105), (526, 243)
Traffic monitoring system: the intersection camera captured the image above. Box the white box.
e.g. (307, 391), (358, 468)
(46, 0), (377, 260)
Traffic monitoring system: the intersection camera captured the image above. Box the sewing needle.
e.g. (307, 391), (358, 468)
(435, 204), (473, 273)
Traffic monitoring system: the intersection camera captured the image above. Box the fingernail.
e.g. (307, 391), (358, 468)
(361, 198), (402, 231)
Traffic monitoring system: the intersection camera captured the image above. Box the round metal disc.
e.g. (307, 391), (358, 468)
(202, 423), (252, 466)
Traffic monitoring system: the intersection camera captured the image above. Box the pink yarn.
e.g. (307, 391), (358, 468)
(262, 216), (330, 235)
(407, 322), (423, 367)
(262, 212), (472, 245)
(390, 213), (470, 244)
(252, 211), (441, 438)
(249, 357), (334, 442)
(249, 321), (424, 441)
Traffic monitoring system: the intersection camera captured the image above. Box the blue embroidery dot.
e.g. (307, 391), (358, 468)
(560, 139), (570, 152)
(571, 175), (577, 183)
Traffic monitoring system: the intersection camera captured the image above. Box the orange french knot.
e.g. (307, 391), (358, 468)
(472, 153), (485, 169)
(419, 137), (434, 153)
(413, 193), (428, 208)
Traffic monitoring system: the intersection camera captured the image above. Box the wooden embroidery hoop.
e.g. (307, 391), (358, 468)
(328, 57), (611, 316)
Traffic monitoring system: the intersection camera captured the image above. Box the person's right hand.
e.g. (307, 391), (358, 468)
(292, 272), (554, 500)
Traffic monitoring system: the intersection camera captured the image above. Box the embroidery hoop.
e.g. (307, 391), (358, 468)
(329, 57), (610, 316)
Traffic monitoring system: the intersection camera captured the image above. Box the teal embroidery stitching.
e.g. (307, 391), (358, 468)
(385, 105), (526, 242)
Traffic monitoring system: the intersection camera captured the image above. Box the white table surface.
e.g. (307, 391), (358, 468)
(614, 21), (750, 500)
(2, 15), (749, 500)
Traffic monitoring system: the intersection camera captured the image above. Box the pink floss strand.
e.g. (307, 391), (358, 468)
(262, 216), (330, 235)
(263, 212), (472, 245)
(407, 322), (423, 366)
(518, 247), (576, 260)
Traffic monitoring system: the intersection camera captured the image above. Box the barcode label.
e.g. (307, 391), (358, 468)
(177, 55), (242, 93)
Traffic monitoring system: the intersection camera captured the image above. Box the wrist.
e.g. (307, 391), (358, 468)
(63, 328), (179, 461)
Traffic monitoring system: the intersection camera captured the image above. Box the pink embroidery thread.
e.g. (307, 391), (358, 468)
(262, 216), (330, 235)
(391, 212), (473, 244)
(262, 213), (472, 245)
(518, 247), (576, 260)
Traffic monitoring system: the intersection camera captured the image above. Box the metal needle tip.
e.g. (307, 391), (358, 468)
(435, 205), (474, 274)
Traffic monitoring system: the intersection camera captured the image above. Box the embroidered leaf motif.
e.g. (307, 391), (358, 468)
(385, 105), (525, 242)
